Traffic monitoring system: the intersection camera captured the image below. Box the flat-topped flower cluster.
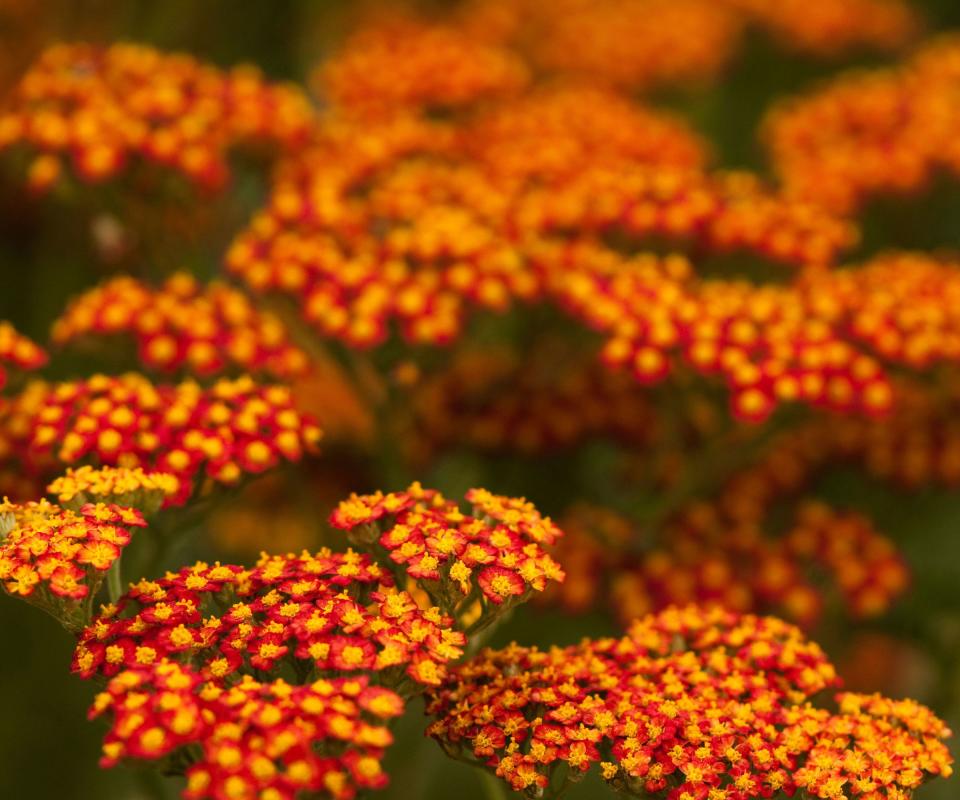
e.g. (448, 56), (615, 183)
(427, 606), (953, 799)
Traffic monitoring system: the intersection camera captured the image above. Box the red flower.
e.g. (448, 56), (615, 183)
(477, 566), (526, 604)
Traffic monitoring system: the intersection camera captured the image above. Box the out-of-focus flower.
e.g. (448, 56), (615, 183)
(548, 500), (908, 626)
(316, 14), (528, 119)
(395, 344), (654, 462)
(458, 0), (918, 92)
(0, 498), (145, 628)
(827, 252), (960, 367)
(52, 273), (309, 379)
(0, 373), (322, 503)
(0, 42), (315, 193)
(764, 35), (960, 213)
(460, 84), (710, 177)
(428, 606), (953, 798)
(228, 96), (852, 355)
(557, 247), (889, 422)
(330, 483), (563, 630)
(464, 0), (745, 91)
(73, 547), (465, 691)
(47, 465), (179, 514)
(728, 0), (919, 55)
(90, 659), (404, 800)
(0, 321), (47, 392)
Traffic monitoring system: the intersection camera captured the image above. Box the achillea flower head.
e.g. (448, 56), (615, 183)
(227, 150), (528, 348)
(330, 483), (564, 628)
(583, 501), (909, 626)
(227, 101), (847, 360)
(828, 252), (960, 368)
(73, 548), (465, 691)
(0, 373), (322, 503)
(427, 606), (952, 798)
(0, 321), (47, 391)
(461, 85), (709, 178)
(764, 36), (960, 213)
(52, 273), (308, 379)
(728, 0), (919, 55)
(397, 346), (653, 460)
(491, 0), (744, 90)
(0, 42), (314, 193)
(47, 466), (180, 515)
(90, 659), (404, 800)
(459, 0), (917, 92)
(229, 88), (770, 352)
(317, 15), (529, 119)
(0, 498), (145, 627)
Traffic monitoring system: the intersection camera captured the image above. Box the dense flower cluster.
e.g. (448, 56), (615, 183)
(764, 35), (960, 213)
(333, 1), (917, 100)
(0, 320), (47, 391)
(0, 498), (144, 627)
(553, 500), (908, 626)
(561, 254), (889, 421)
(47, 465), (180, 514)
(564, 250), (960, 421)
(91, 660), (404, 800)
(73, 548), (465, 690)
(462, 85), (709, 177)
(549, 374), (960, 627)
(396, 346), (654, 461)
(3, 4), (960, 799)
(828, 377), (960, 487)
(316, 15), (528, 119)
(829, 252), (960, 367)
(0, 42), (314, 192)
(427, 606), (953, 798)
(0, 373), (321, 503)
(52, 273), (308, 379)
(221, 85), (722, 348)
(227, 110), (853, 357)
(330, 483), (564, 627)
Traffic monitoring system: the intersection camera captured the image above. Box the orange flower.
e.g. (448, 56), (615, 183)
(0, 42), (314, 193)
(52, 274), (308, 379)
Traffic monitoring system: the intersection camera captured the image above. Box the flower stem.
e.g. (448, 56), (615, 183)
(478, 770), (511, 800)
(107, 554), (123, 604)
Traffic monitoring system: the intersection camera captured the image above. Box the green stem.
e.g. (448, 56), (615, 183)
(107, 554), (124, 604)
(478, 769), (511, 800)
(135, 766), (170, 800)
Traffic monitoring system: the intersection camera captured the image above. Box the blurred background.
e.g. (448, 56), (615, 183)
(1, 1), (960, 798)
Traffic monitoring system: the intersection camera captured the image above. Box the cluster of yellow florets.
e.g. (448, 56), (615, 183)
(47, 465), (179, 514)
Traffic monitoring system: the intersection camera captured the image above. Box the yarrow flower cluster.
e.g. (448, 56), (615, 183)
(0, 498), (144, 627)
(226, 105), (854, 360)
(563, 249), (960, 421)
(330, 483), (564, 630)
(91, 660), (404, 800)
(47, 465), (180, 514)
(0, 373), (321, 503)
(315, 15), (529, 119)
(73, 548), (465, 690)
(330, 0), (917, 101)
(462, 85), (709, 178)
(0, 320), (47, 391)
(427, 606), (953, 798)
(2, 4), (960, 799)
(0, 42), (314, 192)
(52, 273), (308, 379)
(550, 501), (909, 627)
(397, 345), (653, 461)
(764, 35), (960, 213)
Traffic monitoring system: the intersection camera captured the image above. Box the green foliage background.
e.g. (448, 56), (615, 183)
(1, 1), (959, 798)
